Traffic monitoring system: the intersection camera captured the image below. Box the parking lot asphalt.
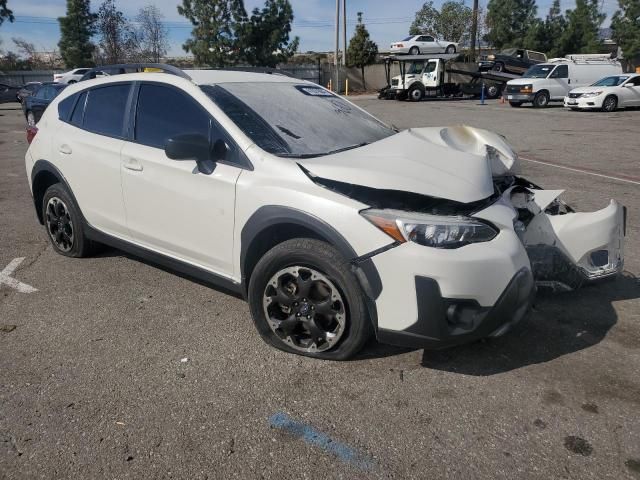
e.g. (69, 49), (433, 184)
(1, 99), (639, 479)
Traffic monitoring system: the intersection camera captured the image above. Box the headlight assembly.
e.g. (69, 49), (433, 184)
(361, 209), (498, 249)
(581, 91), (603, 98)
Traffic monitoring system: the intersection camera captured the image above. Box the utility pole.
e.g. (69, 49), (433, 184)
(334, 0), (340, 92)
(342, 0), (347, 66)
(470, 0), (479, 62)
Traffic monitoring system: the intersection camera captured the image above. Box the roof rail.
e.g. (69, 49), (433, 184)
(79, 63), (191, 82)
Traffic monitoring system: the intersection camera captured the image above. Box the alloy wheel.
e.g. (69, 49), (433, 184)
(45, 197), (74, 252)
(263, 266), (346, 353)
(602, 96), (617, 112)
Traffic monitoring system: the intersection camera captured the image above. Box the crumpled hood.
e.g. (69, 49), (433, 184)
(298, 126), (519, 204)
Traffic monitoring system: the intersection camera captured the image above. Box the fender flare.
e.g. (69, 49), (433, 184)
(240, 205), (383, 327)
(30, 160), (82, 224)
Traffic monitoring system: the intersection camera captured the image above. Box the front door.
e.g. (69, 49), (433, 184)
(619, 76), (640, 106)
(120, 83), (241, 277)
(548, 65), (570, 100)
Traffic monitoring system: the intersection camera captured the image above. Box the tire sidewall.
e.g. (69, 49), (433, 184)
(602, 95), (617, 112)
(533, 91), (549, 108)
(248, 239), (371, 360)
(409, 46), (419, 55)
(408, 86), (424, 102)
(42, 183), (90, 257)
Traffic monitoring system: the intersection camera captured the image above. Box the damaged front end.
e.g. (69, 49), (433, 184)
(298, 125), (626, 292)
(507, 177), (626, 291)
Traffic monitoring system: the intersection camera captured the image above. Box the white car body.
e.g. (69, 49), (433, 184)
(53, 68), (91, 84)
(564, 73), (640, 110)
(505, 56), (622, 107)
(24, 68), (626, 358)
(390, 35), (458, 55)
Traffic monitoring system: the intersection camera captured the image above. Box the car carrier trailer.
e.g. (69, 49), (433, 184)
(378, 54), (519, 101)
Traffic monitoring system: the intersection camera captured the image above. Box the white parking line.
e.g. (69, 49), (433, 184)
(0, 258), (38, 293)
(520, 156), (640, 186)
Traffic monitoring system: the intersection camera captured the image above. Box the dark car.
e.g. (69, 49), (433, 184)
(17, 82), (42, 102)
(0, 83), (21, 104)
(23, 83), (67, 125)
(478, 48), (547, 74)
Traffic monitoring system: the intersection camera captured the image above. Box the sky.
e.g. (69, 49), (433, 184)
(0, 0), (619, 57)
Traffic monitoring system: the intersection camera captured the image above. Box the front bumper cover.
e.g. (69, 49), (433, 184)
(377, 268), (535, 349)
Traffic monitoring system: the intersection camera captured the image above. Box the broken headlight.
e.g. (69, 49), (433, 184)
(361, 209), (498, 249)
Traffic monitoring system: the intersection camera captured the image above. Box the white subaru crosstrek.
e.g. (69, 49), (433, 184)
(24, 65), (626, 360)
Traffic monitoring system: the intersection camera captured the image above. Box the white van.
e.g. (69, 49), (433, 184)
(504, 54), (623, 108)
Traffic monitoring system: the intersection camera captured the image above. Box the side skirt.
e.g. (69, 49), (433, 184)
(83, 221), (243, 298)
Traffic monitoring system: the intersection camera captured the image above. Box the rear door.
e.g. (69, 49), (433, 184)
(54, 83), (132, 238)
(120, 82), (241, 276)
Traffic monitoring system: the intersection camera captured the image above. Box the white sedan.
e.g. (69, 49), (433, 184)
(390, 35), (458, 55)
(53, 68), (92, 84)
(564, 73), (640, 112)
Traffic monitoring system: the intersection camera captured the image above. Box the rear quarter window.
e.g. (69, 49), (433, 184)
(58, 94), (76, 121)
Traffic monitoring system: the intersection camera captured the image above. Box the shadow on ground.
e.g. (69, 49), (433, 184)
(421, 272), (639, 375)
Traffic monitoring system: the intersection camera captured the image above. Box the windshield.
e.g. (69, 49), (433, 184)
(591, 76), (628, 87)
(523, 64), (555, 78)
(406, 61), (425, 74)
(203, 82), (395, 158)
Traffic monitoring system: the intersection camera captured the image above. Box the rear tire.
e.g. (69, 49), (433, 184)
(42, 183), (100, 258)
(248, 238), (372, 360)
(486, 84), (500, 99)
(601, 95), (617, 112)
(533, 91), (550, 108)
(409, 46), (420, 55)
(445, 45), (456, 54)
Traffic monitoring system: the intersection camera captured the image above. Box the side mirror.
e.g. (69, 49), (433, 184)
(625, 83), (634, 88)
(165, 133), (214, 174)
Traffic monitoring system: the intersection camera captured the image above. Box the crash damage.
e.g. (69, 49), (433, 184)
(299, 125), (626, 290)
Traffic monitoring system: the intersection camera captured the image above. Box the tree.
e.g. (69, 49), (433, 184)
(523, 0), (567, 56)
(347, 12), (378, 90)
(58, 0), (97, 68)
(1, 0), (14, 27)
(237, 0), (299, 67)
(12, 37), (36, 62)
(611, 0), (640, 70)
(485, 0), (537, 49)
(136, 5), (169, 63)
(410, 1), (472, 43)
(559, 0), (605, 55)
(96, 0), (139, 64)
(410, 1), (439, 36)
(178, 0), (246, 66)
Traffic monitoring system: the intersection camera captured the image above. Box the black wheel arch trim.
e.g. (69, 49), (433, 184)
(31, 160), (82, 225)
(240, 205), (386, 328)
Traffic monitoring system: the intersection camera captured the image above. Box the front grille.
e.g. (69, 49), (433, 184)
(506, 85), (523, 94)
(569, 92), (582, 99)
(391, 79), (399, 86)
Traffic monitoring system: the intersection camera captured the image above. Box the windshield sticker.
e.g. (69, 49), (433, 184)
(295, 85), (335, 97)
(331, 99), (352, 115)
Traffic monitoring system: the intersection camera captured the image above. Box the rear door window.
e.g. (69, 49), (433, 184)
(83, 84), (131, 138)
(134, 83), (210, 149)
(58, 94), (76, 121)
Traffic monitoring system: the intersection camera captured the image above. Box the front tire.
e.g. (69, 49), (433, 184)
(408, 85), (424, 102)
(42, 183), (99, 258)
(248, 238), (372, 360)
(533, 91), (550, 108)
(492, 62), (505, 72)
(601, 95), (617, 112)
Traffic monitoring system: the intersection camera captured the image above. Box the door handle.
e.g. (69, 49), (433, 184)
(58, 144), (72, 155)
(122, 158), (143, 172)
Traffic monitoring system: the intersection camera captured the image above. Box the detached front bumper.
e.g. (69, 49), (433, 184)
(377, 267), (535, 349)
